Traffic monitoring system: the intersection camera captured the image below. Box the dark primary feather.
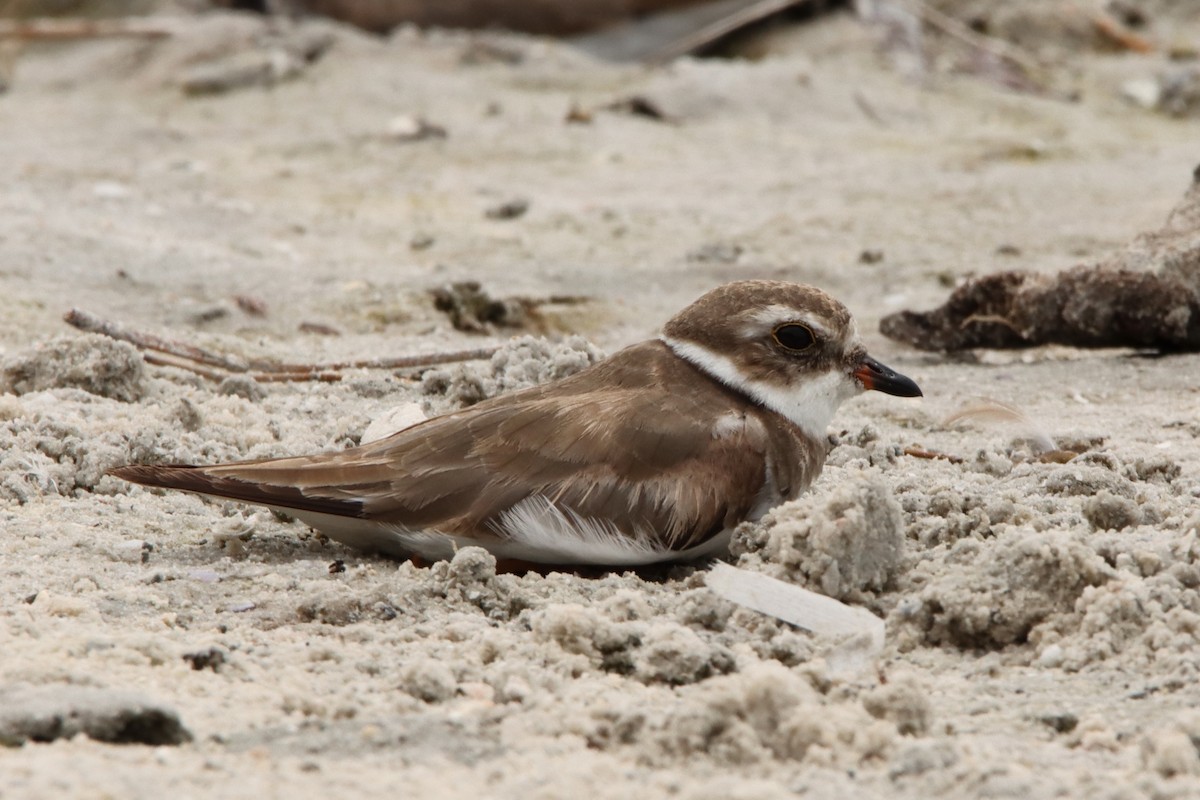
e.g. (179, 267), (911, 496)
(108, 464), (365, 518)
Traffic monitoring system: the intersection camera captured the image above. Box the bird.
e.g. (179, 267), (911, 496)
(111, 281), (921, 567)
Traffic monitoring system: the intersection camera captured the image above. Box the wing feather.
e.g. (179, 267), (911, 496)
(112, 341), (808, 558)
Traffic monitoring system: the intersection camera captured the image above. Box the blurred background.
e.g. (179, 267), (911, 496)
(1, 0), (1197, 360)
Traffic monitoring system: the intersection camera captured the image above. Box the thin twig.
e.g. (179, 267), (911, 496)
(0, 18), (175, 40)
(65, 308), (250, 373)
(853, 90), (886, 125)
(903, 0), (1044, 81)
(66, 308), (499, 384)
(1091, 12), (1153, 54)
(252, 348), (502, 374)
(142, 353), (227, 382)
(144, 354), (345, 383)
(903, 446), (963, 464)
(251, 370), (345, 383)
(960, 313), (1025, 335)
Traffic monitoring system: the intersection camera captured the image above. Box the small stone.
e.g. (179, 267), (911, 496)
(182, 648), (226, 672)
(1037, 711), (1078, 734)
(409, 233), (435, 250)
(188, 304), (230, 324)
(1142, 728), (1200, 777)
(92, 181), (132, 199)
(0, 685), (191, 746)
(400, 659), (457, 703)
(181, 49), (304, 96)
(485, 198), (529, 220)
(1121, 78), (1161, 109)
(386, 115), (447, 142)
(234, 295), (268, 317)
(298, 321), (341, 336)
(1083, 490), (1141, 531)
(218, 375), (264, 401)
(862, 674), (932, 735)
(565, 104), (593, 124)
(1036, 643), (1065, 668)
(687, 242), (743, 264)
(1159, 66), (1200, 117)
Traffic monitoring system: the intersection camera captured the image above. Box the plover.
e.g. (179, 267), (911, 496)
(112, 281), (921, 566)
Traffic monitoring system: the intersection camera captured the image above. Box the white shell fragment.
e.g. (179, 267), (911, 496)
(706, 561), (885, 675)
(361, 402), (427, 443)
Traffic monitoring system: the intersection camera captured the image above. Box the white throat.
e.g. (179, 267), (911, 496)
(662, 336), (859, 442)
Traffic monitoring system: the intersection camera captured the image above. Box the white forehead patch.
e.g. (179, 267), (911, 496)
(663, 337), (861, 442)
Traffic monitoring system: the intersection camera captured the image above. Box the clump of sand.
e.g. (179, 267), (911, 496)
(731, 472), (906, 603)
(421, 335), (604, 411)
(893, 529), (1112, 650)
(581, 661), (903, 767)
(1, 334), (145, 402)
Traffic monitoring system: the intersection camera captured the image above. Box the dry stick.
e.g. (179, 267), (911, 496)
(902, 0), (1044, 81)
(1091, 12), (1154, 54)
(249, 347), (501, 375)
(143, 354), (345, 383)
(0, 18), (175, 40)
(66, 308), (499, 383)
(853, 90), (886, 125)
(253, 371), (344, 383)
(902, 446), (963, 464)
(141, 353), (228, 382)
(65, 309), (250, 373)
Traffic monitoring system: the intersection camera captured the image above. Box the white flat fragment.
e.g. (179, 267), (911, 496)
(362, 402), (427, 443)
(108, 539), (151, 563)
(1120, 78), (1161, 109)
(706, 561), (885, 674)
(187, 569), (221, 583)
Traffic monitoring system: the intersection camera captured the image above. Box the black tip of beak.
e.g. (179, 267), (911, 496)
(853, 355), (923, 398)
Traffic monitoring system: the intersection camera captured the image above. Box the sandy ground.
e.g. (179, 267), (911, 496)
(3, 4), (1200, 798)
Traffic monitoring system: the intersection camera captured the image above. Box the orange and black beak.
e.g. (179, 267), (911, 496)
(854, 355), (922, 397)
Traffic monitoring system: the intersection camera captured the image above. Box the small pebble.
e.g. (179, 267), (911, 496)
(485, 198), (529, 220)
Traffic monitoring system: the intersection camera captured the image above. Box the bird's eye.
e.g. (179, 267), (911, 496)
(772, 323), (816, 352)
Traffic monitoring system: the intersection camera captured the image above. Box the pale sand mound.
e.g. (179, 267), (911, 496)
(731, 474), (906, 603)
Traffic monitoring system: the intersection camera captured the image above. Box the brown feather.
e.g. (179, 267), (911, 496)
(111, 341), (824, 557)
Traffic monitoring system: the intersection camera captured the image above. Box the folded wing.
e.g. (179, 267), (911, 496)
(112, 342), (779, 559)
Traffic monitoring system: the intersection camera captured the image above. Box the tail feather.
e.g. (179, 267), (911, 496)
(109, 464), (365, 518)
